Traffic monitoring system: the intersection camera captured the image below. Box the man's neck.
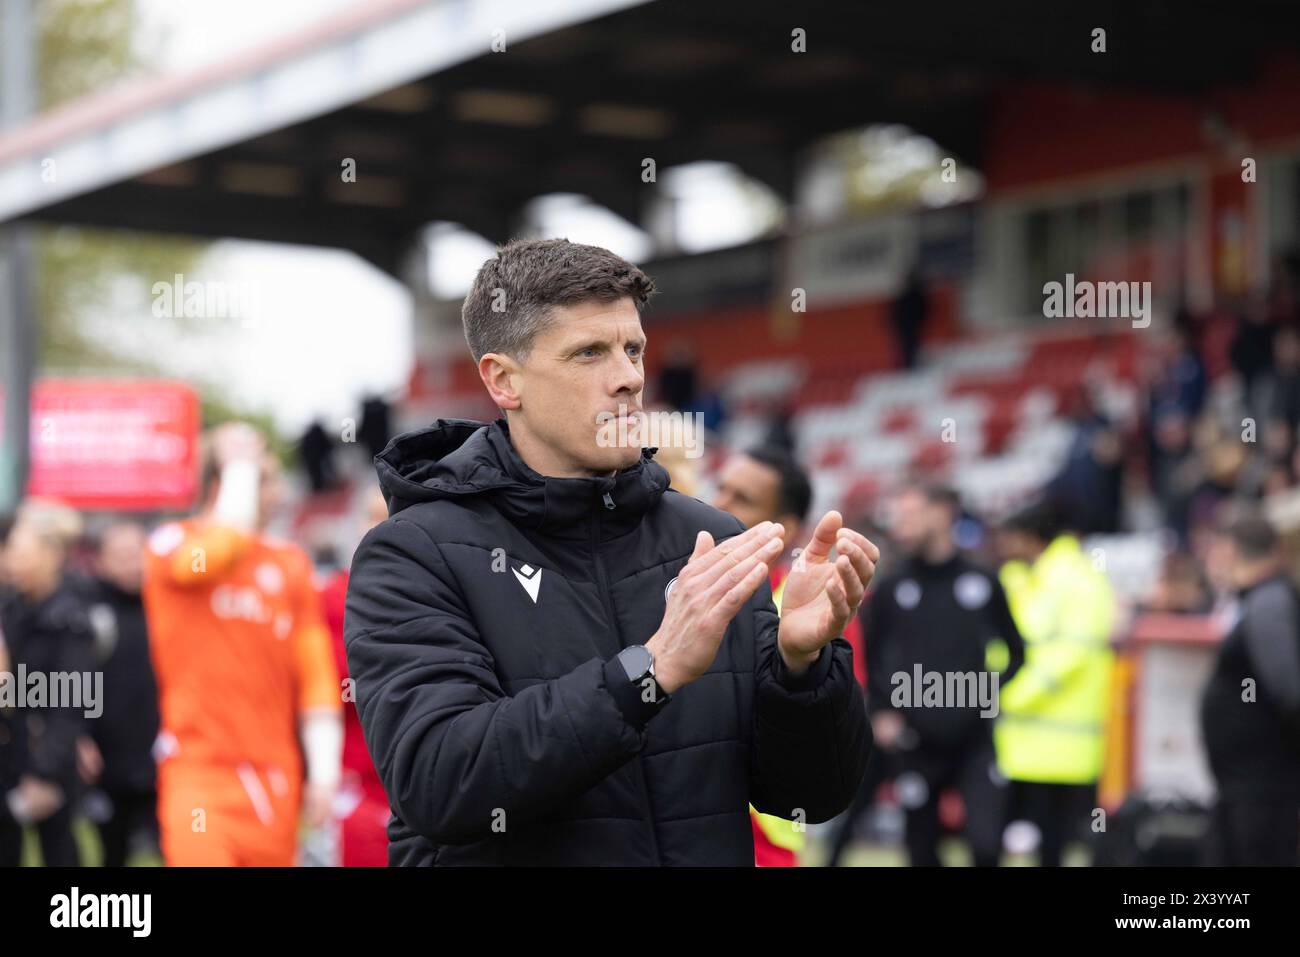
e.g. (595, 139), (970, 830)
(1237, 559), (1282, 591)
(922, 538), (957, 565)
(506, 421), (616, 479)
(22, 575), (59, 604)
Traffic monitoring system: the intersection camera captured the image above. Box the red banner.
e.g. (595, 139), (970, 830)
(27, 380), (201, 511)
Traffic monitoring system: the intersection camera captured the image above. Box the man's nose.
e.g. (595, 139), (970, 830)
(610, 351), (645, 396)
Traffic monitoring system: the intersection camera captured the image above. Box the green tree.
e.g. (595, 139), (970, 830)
(33, 0), (277, 444)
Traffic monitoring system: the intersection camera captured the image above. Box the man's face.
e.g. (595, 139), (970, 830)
(97, 523), (145, 593)
(506, 297), (647, 476)
(995, 527), (1044, 565)
(3, 522), (62, 596)
(889, 489), (943, 556)
(713, 455), (783, 531)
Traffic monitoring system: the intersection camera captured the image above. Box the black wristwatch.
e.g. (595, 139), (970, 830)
(615, 645), (671, 705)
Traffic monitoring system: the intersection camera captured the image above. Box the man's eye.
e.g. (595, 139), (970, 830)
(627, 345), (642, 358)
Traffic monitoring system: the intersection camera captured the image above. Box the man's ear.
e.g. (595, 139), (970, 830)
(479, 352), (522, 411)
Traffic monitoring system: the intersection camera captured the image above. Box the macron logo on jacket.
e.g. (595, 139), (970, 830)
(512, 563), (542, 603)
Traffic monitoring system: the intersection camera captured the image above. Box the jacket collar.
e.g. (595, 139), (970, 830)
(375, 417), (670, 540)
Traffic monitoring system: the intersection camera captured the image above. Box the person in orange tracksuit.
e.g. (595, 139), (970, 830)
(142, 423), (342, 866)
(713, 445), (867, 866)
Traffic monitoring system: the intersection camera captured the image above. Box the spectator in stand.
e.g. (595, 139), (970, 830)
(1229, 298), (1277, 420)
(1260, 325), (1300, 450)
(891, 267), (929, 370)
(299, 420), (339, 494)
(1140, 551), (1213, 615)
(657, 340), (698, 412)
(1047, 385), (1123, 535)
(1148, 322), (1206, 527)
(359, 394), (392, 462)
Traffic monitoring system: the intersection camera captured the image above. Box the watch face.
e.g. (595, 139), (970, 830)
(619, 645), (653, 681)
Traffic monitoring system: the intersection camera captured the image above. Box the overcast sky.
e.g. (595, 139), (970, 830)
(121, 0), (780, 436)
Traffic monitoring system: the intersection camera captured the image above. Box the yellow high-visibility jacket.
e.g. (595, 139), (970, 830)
(995, 535), (1115, 784)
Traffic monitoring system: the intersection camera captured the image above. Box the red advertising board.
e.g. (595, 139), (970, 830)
(27, 380), (201, 511)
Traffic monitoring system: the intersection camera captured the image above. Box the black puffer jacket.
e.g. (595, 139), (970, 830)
(344, 418), (870, 865)
(0, 580), (95, 793)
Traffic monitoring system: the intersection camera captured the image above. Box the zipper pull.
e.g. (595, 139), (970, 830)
(602, 491), (615, 510)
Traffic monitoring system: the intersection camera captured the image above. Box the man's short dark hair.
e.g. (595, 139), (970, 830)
(742, 446), (813, 524)
(1222, 507), (1278, 560)
(462, 238), (657, 365)
(1001, 499), (1062, 544)
(898, 477), (961, 514)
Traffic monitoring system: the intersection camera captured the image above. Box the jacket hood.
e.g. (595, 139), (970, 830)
(374, 417), (671, 537)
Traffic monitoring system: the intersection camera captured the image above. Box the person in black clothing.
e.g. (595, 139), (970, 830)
(863, 481), (1024, 866)
(891, 267), (929, 370)
(359, 394), (392, 462)
(345, 239), (875, 865)
(657, 340), (697, 412)
(77, 519), (160, 867)
(1229, 303), (1278, 420)
(0, 504), (95, 866)
(298, 420), (339, 493)
(1199, 509), (1300, 866)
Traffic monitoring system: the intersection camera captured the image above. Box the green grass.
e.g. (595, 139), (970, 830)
(18, 816), (162, 867)
(806, 837), (1094, 867)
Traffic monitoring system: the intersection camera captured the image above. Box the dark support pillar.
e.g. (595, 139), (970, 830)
(1, 0), (36, 510)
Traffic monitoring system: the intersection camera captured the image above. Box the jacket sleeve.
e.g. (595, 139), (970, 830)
(145, 520), (255, 587)
(749, 577), (871, 825)
(987, 576), (1026, 686)
(344, 517), (648, 846)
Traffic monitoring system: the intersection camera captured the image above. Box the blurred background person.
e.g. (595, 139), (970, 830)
(641, 404), (704, 499)
(142, 422), (342, 866)
(713, 444), (866, 865)
(358, 394), (393, 463)
(994, 502), (1116, 867)
(298, 420), (340, 494)
(1198, 509), (1300, 865)
(891, 266), (929, 370)
(318, 484), (390, 867)
(1139, 551), (1213, 615)
(76, 518), (160, 867)
(861, 481), (1024, 867)
(1047, 384), (1124, 536)
(0, 500), (93, 866)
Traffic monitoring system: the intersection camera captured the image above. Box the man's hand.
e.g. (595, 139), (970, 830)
(871, 711), (905, 751)
(10, 775), (65, 824)
(211, 422), (264, 468)
(646, 522), (786, 694)
(76, 735), (103, 786)
(302, 781), (335, 830)
(777, 510), (878, 676)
